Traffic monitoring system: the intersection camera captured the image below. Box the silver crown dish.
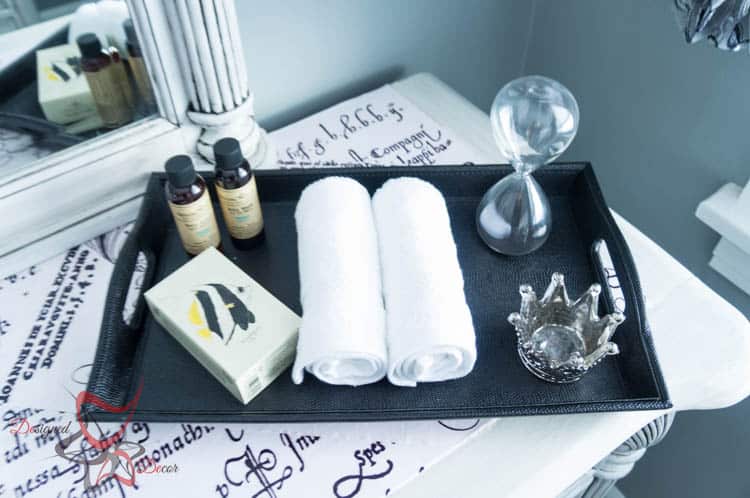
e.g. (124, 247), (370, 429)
(508, 273), (625, 383)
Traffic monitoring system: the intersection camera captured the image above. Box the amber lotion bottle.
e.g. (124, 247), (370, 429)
(165, 155), (221, 255)
(213, 138), (265, 248)
(76, 33), (132, 128)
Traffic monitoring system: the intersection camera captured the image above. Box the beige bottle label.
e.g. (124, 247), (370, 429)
(130, 56), (155, 106)
(111, 60), (135, 109)
(216, 177), (264, 239)
(169, 192), (221, 255)
(83, 66), (132, 127)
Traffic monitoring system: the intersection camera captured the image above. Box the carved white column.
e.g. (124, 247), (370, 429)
(583, 413), (674, 498)
(165, 0), (270, 166)
(557, 413), (676, 498)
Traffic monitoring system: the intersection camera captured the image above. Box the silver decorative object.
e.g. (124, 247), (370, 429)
(674, 0), (750, 51)
(508, 273), (625, 383)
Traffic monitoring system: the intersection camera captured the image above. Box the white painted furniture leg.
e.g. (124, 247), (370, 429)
(558, 413), (675, 498)
(165, 0), (271, 167)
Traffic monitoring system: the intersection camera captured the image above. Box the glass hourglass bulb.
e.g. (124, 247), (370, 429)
(476, 76), (579, 256)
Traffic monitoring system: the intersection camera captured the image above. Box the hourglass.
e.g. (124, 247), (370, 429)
(476, 76), (579, 256)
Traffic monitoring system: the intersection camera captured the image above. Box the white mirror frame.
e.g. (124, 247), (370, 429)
(0, 0), (272, 274)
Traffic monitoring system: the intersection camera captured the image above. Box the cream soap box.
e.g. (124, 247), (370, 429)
(36, 44), (97, 124)
(144, 247), (300, 404)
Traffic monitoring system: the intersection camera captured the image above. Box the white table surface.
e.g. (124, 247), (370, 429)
(392, 73), (750, 498)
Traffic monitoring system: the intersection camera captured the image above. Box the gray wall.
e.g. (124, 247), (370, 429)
(235, 0), (533, 130)
(525, 0), (750, 317)
(523, 3), (750, 497)
(238, 0), (750, 319)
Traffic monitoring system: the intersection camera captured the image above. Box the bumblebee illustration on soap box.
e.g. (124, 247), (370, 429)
(187, 283), (255, 346)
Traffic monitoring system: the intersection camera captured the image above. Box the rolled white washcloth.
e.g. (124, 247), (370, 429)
(372, 177), (477, 387)
(292, 177), (388, 386)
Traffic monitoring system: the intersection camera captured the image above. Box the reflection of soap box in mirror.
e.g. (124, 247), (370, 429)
(36, 44), (97, 124)
(144, 247), (301, 404)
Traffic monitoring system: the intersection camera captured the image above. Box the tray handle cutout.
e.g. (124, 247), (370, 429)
(121, 250), (156, 330)
(592, 238), (626, 315)
(86, 223), (158, 408)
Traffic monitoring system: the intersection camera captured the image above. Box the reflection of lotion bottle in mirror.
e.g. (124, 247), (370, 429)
(76, 33), (132, 128)
(165, 155), (222, 256)
(107, 46), (135, 111)
(123, 19), (155, 110)
(213, 138), (265, 249)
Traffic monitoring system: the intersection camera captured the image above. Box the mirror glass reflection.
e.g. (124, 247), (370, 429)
(0, 0), (157, 175)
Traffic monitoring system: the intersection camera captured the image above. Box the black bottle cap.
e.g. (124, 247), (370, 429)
(76, 33), (102, 59)
(123, 19), (137, 44)
(165, 155), (197, 188)
(214, 137), (249, 172)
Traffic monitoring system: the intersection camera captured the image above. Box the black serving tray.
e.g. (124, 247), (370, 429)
(85, 163), (670, 422)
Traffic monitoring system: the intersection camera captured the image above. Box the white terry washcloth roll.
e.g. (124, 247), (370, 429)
(372, 177), (477, 387)
(292, 177), (388, 386)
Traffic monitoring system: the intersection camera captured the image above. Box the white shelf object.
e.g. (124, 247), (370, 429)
(696, 181), (750, 295)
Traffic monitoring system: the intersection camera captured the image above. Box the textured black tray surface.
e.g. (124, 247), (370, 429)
(86, 163), (670, 422)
